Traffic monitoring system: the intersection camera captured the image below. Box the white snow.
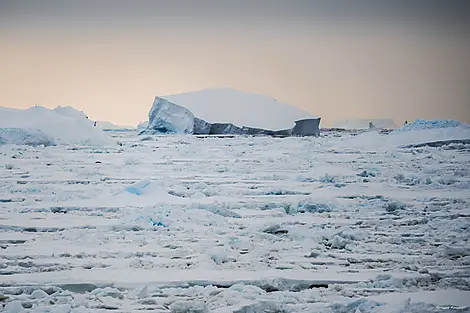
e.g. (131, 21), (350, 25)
(0, 106), (115, 146)
(146, 97), (195, 134)
(0, 126), (469, 312)
(162, 88), (314, 130)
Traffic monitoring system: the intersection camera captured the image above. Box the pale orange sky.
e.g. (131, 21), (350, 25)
(1, 1), (470, 127)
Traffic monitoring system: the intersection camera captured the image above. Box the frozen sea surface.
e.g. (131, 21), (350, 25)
(1, 129), (469, 312)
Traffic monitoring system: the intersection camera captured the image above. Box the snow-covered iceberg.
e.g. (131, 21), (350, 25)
(0, 106), (116, 146)
(143, 88), (321, 136)
(162, 88), (314, 130)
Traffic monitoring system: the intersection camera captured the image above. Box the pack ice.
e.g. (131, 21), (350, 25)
(0, 106), (115, 146)
(1, 115), (470, 312)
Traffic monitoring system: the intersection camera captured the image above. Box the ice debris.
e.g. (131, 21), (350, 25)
(170, 300), (209, 313)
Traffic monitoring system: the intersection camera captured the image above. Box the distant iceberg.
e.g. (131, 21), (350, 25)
(96, 121), (134, 131)
(392, 119), (468, 133)
(332, 119), (396, 130)
(0, 106), (116, 146)
(142, 88), (321, 137)
(161, 88), (315, 130)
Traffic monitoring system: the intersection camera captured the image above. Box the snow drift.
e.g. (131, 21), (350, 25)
(0, 106), (115, 146)
(162, 88), (314, 130)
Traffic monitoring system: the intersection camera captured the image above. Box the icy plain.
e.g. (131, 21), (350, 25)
(1, 127), (470, 313)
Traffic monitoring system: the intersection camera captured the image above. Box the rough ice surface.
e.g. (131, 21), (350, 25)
(0, 126), (469, 312)
(0, 106), (115, 146)
(0, 128), (55, 146)
(162, 88), (314, 130)
(392, 119), (467, 133)
(145, 97), (195, 134)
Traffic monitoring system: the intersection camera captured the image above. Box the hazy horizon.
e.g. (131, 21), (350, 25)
(2, 0), (470, 127)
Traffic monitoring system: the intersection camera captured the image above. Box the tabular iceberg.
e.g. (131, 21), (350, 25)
(143, 89), (321, 137)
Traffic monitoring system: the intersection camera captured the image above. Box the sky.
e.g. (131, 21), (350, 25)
(1, 0), (470, 127)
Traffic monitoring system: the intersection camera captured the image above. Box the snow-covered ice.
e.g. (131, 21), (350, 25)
(0, 106), (116, 146)
(0, 123), (469, 312)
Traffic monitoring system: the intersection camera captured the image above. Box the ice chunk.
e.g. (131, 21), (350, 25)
(330, 298), (382, 313)
(4, 301), (26, 313)
(71, 306), (91, 313)
(170, 300), (209, 313)
(329, 235), (350, 249)
(233, 301), (287, 313)
(125, 179), (152, 196)
(208, 247), (235, 265)
(90, 287), (123, 299)
(145, 97), (195, 134)
(31, 289), (49, 299)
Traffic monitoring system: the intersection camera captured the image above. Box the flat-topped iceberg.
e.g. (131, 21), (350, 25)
(143, 88), (321, 136)
(162, 88), (315, 131)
